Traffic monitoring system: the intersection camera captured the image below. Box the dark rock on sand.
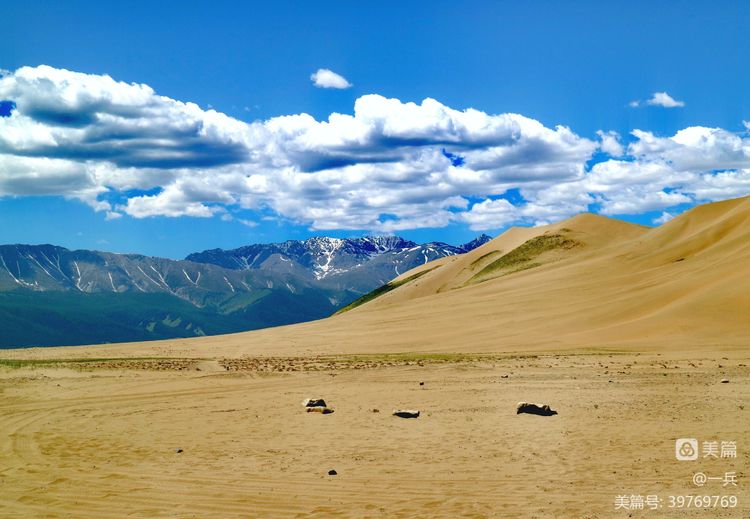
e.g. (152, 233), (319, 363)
(516, 402), (557, 416)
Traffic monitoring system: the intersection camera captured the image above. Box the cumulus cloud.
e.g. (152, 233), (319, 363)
(631, 91), (685, 108)
(597, 130), (624, 157)
(646, 91), (685, 108)
(457, 198), (518, 231)
(310, 68), (352, 89)
(1, 65), (749, 233)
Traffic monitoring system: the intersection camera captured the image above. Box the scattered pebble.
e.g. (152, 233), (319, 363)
(419, 381), (425, 386)
(721, 378), (730, 384)
(175, 448), (183, 454)
(393, 409), (420, 419)
(371, 408), (380, 413)
(328, 469), (337, 476)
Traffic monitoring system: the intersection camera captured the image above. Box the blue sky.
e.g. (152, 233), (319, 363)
(1, 1), (749, 258)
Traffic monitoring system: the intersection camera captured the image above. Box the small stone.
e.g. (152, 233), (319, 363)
(303, 398), (327, 408)
(371, 408), (380, 413)
(419, 381), (425, 386)
(393, 409), (420, 419)
(721, 378), (729, 384)
(175, 448), (183, 454)
(328, 469), (337, 476)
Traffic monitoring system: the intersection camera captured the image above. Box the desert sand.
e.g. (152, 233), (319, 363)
(1, 196), (749, 517)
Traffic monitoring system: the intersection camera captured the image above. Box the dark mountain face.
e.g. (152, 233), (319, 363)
(0, 243), (317, 302)
(186, 236), (419, 280)
(185, 235), (482, 290)
(459, 234), (493, 252)
(0, 234), (489, 348)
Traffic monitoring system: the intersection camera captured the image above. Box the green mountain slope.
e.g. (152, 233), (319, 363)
(0, 288), (335, 348)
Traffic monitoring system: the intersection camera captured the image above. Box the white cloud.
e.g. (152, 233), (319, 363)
(310, 68), (352, 89)
(653, 211), (675, 225)
(457, 198), (518, 231)
(237, 218), (258, 228)
(629, 92), (685, 109)
(629, 126), (749, 171)
(597, 130), (624, 156)
(689, 169), (750, 201)
(0, 65), (249, 169)
(646, 91), (685, 108)
(1, 65), (750, 232)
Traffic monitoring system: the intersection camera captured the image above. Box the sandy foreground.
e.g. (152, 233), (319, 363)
(1, 349), (747, 518)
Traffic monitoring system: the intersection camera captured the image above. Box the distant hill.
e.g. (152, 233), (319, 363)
(0, 235), (489, 348)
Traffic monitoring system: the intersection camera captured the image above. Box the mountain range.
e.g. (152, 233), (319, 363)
(0, 234), (491, 347)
